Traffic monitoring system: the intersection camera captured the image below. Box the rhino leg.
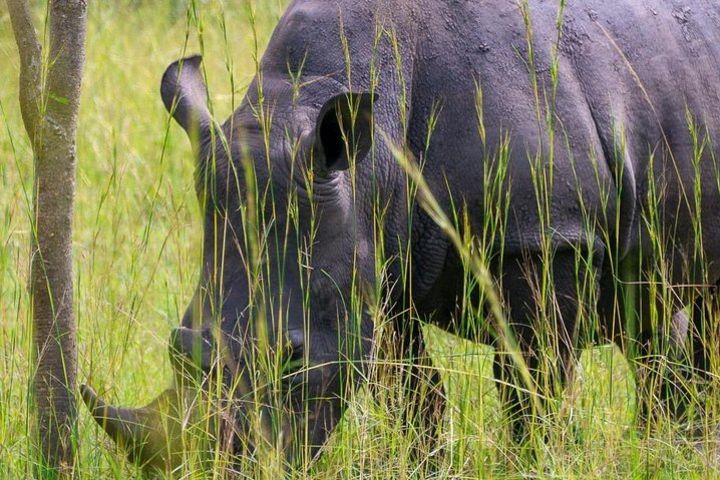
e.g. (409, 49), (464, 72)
(687, 286), (719, 382)
(393, 318), (446, 462)
(629, 283), (718, 430)
(492, 249), (599, 443)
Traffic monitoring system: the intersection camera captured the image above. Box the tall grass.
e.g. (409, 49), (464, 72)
(1, 0), (718, 478)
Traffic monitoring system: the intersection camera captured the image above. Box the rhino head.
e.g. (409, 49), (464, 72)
(82, 55), (380, 470)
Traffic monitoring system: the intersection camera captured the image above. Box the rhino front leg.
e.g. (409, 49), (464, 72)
(369, 313), (446, 466)
(394, 319), (446, 458)
(492, 248), (599, 444)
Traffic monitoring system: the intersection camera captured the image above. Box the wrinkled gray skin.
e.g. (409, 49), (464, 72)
(83, 0), (720, 471)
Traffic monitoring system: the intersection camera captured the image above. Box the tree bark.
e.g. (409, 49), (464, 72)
(6, 0), (87, 474)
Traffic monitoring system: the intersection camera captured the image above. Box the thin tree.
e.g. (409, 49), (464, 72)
(6, 0), (87, 474)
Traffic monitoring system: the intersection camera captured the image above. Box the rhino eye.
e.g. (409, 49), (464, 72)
(281, 341), (305, 374)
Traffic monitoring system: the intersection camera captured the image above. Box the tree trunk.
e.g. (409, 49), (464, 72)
(6, 0), (87, 474)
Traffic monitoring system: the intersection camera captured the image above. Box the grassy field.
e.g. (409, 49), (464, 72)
(0, 1), (718, 478)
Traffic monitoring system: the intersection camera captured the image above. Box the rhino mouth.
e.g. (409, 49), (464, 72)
(81, 332), (292, 471)
(169, 326), (218, 383)
(82, 318), (347, 470)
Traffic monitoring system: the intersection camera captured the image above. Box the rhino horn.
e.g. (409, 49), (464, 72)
(80, 384), (176, 470)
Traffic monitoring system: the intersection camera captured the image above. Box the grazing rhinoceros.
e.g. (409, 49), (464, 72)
(82, 0), (720, 471)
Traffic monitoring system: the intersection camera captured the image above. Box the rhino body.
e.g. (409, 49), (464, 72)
(83, 0), (720, 470)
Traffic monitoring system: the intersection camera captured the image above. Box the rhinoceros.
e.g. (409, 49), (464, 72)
(82, 0), (720, 471)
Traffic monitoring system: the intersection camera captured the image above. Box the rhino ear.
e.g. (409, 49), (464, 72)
(161, 55), (212, 152)
(313, 92), (375, 174)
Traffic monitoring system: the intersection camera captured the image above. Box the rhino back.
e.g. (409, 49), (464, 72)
(407, 0), (720, 278)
